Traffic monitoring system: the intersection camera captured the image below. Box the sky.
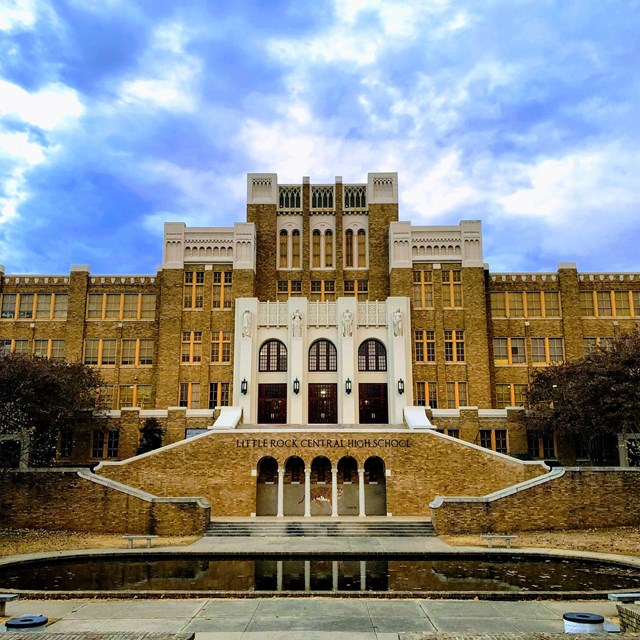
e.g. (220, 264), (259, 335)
(1, 0), (640, 275)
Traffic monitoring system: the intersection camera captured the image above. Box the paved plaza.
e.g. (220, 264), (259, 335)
(3, 597), (621, 639)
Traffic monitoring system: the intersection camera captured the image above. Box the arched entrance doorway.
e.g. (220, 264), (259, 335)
(310, 456), (332, 515)
(283, 456), (305, 516)
(364, 456), (387, 515)
(337, 456), (359, 516)
(255, 456), (278, 516)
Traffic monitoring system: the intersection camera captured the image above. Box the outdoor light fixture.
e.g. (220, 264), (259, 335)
(240, 378), (248, 395)
(397, 379), (405, 394)
(293, 378), (300, 394)
(345, 378), (352, 394)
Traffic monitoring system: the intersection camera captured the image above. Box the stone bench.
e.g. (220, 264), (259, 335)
(122, 535), (159, 549)
(0, 593), (19, 616)
(480, 534), (518, 548)
(609, 593), (640, 603)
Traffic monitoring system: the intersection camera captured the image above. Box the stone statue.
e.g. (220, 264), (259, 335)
(242, 309), (252, 337)
(342, 309), (353, 338)
(292, 309), (302, 338)
(393, 308), (403, 337)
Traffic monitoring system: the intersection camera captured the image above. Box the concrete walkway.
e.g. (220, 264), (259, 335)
(4, 597), (620, 639)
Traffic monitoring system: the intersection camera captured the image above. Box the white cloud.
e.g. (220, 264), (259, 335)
(117, 21), (202, 112)
(0, 0), (37, 32)
(0, 80), (84, 130)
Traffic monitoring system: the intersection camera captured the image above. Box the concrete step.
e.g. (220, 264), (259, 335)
(204, 521), (436, 537)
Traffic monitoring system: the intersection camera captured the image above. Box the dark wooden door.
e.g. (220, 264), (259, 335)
(358, 383), (388, 424)
(258, 384), (287, 424)
(308, 383), (337, 424)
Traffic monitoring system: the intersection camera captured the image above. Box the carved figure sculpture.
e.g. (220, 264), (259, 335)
(292, 309), (302, 337)
(242, 309), (252, 337)
(393, 308), (403, 337)
(342, 309), (353, 338)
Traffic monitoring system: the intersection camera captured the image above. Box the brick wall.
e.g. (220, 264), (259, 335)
(96, 428), (546, 517)
(431, 468), (640, 534)
(618, 604), (640, 633)
(0, 469), (210, 535)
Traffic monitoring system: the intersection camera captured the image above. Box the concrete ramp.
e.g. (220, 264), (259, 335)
(404, 406), (435, 429)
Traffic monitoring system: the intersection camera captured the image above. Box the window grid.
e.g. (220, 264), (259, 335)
(446, 381), (468, 408)
(583, 336), (614, 355)
(527, 431), (556, 459)
(479, 429), (508, 454)
(412, 268), (433, 308)
(580, 290), (640, 317)
(414, 330), (435, 363)
(415, 381), (438, 408)
(276, 280), (302, 300)
(491, 291), (561, 318)
(118, 384), (151, 409)
(58, 429), (72, 459)
(86, 293), (155, 320)
(181, 331), (203, 363)
(0, 339), (29, 354)
(259, 340), (288, 372)
(493, 337), (526, 365)
(309, 339), (337, 372)
(444, 330), (465, 362)
(310, 280), (336, 302)
(209, 382), (230, 408)
(495, 383), (527, 408)
(179, 382), (200, 408)
(184, 271), (205, 309)
(1, 292), (68, 320)
(344, 279), (368, 300)
(96, 385), (114, 410)
(213, 270), (232, 309)
(358, 339), (387, 371)
(211, 331), (232, 364)
(531, 337), (564, 364)
(121, 339), (154, 366)
(34, 339), (65, 361)
(442, 269), (463, 307)
(84, 338), (116, 366)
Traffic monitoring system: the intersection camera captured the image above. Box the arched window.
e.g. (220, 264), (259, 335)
(259, 340), (288, 372)
(291, 230), (301, 268)
(345, 229), (354, 268)
(357, 229), (367, 267)
(312, 230), (321, 268)
(279, 230), (288, 268)
(358, 339), (387, 371)
(309, 339), (337, 372)
(324, 230), (333, 268)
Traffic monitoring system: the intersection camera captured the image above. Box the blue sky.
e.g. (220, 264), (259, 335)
(1, 0), (640, 275)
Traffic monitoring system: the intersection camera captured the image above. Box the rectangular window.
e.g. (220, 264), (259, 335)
(583, 337), (614, 355)
(92, 431), (105, 458)
(181, 331), (202, 363)
(33, 338), (65, 361)
(580, 291), (595, 316)
(490, 292), (506, 317)
(412, 268), (433, 308)
(442, 269), (462, 307)
(122, 294), (139, 319)
(276, 280), (302, 300)
(444, 330), (465, 362)
(209, 382), (230, 408)
(531, 337), (564, 364)
(614, 291), (631, 316)
(140, 294), (155, 319)
(596, 291), (612, 316)
(121, 339), (136, 365)
(213, 270), (232, 309)
(544, 292), (560, 317)
(507, 292), (524, 317)
(1, 294), (16, 319)
(35, 294), (52, 319)
(446, 381), (468, 408)
(310, 280), (336, 302)
(344, 280), (368, 300)
(87, 294), (102, 319)
(184, 271), (205, 309)
(496, 383), (527, 408)
(493, 337), (526, 365)
(525, 292), (542, 317)
(87, 293), (154, 320)
(59, 429), (72, 459)
(97, 385), (114, 410)
(211, 331), (232, 363)
(105, 293), (120, 319)
(480, 429), (508, 453)
(106, 430), (119, 458)
(415, 381), (437, 408)
(414, 330), (435, 363)
(83, 339), (116, 366)
(118, 384), (151, 409)
(121, 338), (153, 366)
(179, 382), (200, 408)
(53, 294), (68, 318)
(18, 294), (34, 318)
(84, 339), (99, 365)
(528, 431), (556, 459)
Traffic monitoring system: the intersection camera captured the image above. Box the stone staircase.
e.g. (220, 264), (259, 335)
(205, 520), (436, 537)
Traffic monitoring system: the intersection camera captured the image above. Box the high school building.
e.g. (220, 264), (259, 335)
(1, 172), (636, 474)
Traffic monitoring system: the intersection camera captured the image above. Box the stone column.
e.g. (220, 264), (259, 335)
(304, 560), (311, 591)
(331, 468), (338, 517)
(358, 468), (366, 517)
(304, 468), (311, 517)
(332, 561), (339, 591)
(360, 561), (367, 591)
(277, 560), (283, 591)
(277, 469), (285, 517)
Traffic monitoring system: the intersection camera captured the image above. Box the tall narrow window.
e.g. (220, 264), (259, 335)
(179, 382), (200, 408)
(345, 229), (354, 268)
(324, 230), (333, 268)
(413, 268), (433, 308)
(357, 229), (367, 267)
(181, 331), (202, 363)
(211, 330), (232, 363)
(414, 330), (436, 363)
(213, 270), (232, 309)
(312, 230), (321, 268)
(291, 230), (301, 268)
(444, 330), (465, 362)
(209, 382), (230, 408)
(446, 382), (468, 408)
(358, 339), (387, 371)
(442, 269), (462, 307)
(184, 271), (204, 309)
(279, 230), (288, 268)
